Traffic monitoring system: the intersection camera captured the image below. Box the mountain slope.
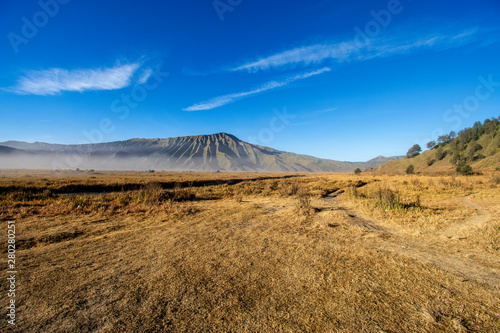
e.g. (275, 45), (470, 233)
(0, 133), (401, 172)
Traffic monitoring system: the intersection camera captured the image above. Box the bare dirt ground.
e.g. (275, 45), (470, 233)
(324, 192), (500, 287)
(1, 171), (499, 332)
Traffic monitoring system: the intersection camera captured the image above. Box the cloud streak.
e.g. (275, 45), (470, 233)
(183, 67), (331, 111)
(9, 63), (141, 95)
(231, 42), (358, 73)
(230, 29), (484, 73)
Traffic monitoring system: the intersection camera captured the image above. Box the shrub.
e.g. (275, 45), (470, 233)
(456, 161), (473, 175)
(354, 168), (362, 175)
(435, 146), (445, 160)
(475, 154), (485, 160)
(406, 164), (415, 175)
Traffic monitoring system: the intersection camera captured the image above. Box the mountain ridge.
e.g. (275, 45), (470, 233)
(0, 133), (402, 172)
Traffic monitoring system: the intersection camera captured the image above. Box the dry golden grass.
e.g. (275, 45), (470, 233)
(1, 170), (500, 332)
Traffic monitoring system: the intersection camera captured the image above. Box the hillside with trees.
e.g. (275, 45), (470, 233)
(374, 116), (500, 175)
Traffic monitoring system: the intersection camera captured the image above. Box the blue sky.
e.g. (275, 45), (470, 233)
(1, 0), (499, 161)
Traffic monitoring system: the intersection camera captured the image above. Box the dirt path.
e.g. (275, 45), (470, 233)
(321, 193), (500, 288)
(439, 196), (491, 240)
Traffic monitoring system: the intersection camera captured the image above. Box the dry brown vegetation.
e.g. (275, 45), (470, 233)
(1, 170), (500, 332)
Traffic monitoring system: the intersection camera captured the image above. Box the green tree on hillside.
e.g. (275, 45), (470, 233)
(472, 121), (484, 140)
(395, 116), (499, 172)
(354, 168), (362, 175)
(484, 118), (499, 139)
(467, 141), (482, 161)
(406, 164), (415, 175)
(437, 134), (451, 144)
(406, 144), (422, 158)
(450, 152), (461, 165)
(426, 141), (436, 149)
(435, 146), (445, 160)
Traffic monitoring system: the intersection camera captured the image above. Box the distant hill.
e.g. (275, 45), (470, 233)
(374, 117), (500, 175)
(0, 133), (401, 172)
(0, 145), (28, 154)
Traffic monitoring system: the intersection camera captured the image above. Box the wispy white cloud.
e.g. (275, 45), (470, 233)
(9, 63), (141, 95)
(313, 107), (338, 114)
(231, 42), (358, 73)
(183, 67), (331, 111)
(230, 29), (484, 72)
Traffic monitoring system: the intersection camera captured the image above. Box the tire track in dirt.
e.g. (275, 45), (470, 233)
(321, 193), (500, 288)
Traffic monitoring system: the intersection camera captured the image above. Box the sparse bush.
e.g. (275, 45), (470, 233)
(354, 168), (362, 175)
(427, 158), (436, 166)
(406, 165), (415, 175)
(294, 188), (315, 216)
(171, 184), (194, 201)
(278, 180), (299, 196)
(137, 182), (164, 203)
(289, 181), (299, 195)
(349, 185), (358, 198)
(490, 175), (500, 185)
(268, 180), (279, 191)
(371, 187), (420, 212)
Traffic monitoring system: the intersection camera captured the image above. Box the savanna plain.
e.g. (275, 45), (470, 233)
(1, 169), (500, 332)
